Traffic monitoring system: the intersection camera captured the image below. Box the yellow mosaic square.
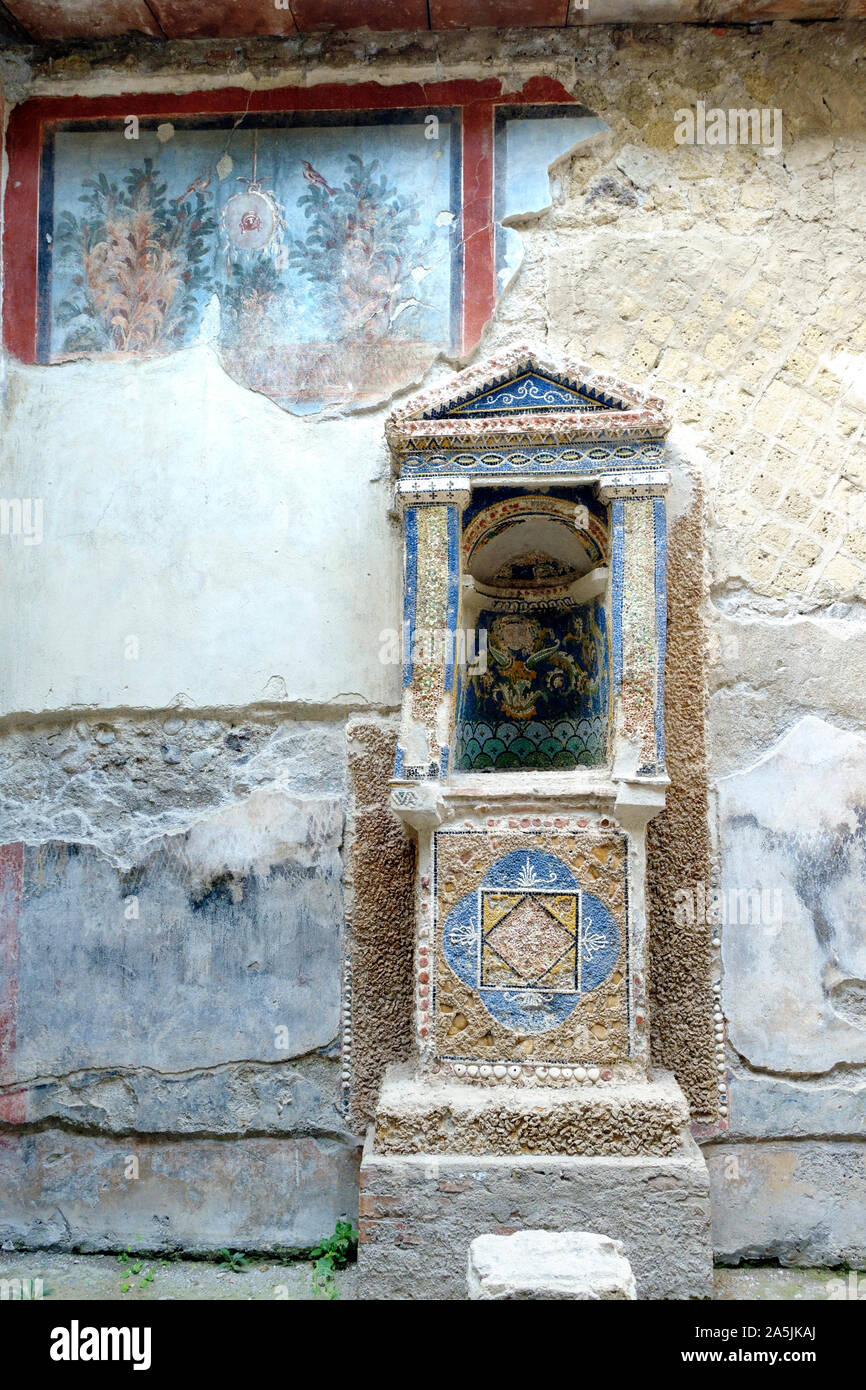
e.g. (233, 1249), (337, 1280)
(480, 889), (578, 991)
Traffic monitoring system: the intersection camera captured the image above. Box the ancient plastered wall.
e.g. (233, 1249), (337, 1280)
(0, 22), (865, 1257)
(0, 713), (362, 1250)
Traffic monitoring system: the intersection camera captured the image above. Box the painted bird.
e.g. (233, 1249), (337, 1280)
(301, 160), (337, 196)
(173, 170), (212, 204)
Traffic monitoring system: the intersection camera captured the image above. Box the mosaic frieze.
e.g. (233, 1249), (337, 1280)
(432, 829), (630, 1068)
(399, 441), (667, 479)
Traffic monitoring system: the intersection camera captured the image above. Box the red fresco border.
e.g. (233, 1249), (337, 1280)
(2, 76), (575, 363)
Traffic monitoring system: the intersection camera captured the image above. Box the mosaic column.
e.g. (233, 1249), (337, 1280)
(598, 471), (670, 780)
(393, 479), (471, 782)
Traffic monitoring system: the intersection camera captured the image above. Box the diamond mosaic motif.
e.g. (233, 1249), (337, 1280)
(481, 890), (577, 986)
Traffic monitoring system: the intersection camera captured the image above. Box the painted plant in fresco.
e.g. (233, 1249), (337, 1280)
(286, 154), (427, 342)
(456, 599), (608, 771)
(55, 158), (217, 354)
(221, 151), (436, 406)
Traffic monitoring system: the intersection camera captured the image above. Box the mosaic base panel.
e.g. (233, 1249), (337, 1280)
(432, 829), (629, 1068)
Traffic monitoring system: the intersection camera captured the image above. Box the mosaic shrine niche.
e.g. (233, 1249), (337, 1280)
(384, 340), (672, 1080)
(455, 489), (610, 772)
(358, 343), (715, 1301)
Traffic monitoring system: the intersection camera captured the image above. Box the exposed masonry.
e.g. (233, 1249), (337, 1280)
(0, 713), (348, 865)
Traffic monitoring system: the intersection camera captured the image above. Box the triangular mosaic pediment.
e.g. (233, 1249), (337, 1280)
(427, 371), (627, 420)
(386, 341), (670, 452)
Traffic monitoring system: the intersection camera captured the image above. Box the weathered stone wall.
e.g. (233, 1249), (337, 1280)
(0, 713), (361, 1249)
(1, 21), (865, 1260)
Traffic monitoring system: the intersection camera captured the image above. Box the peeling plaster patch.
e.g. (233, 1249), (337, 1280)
(707, 1142), (866, 1270)
(6, 791), (344, 1081)
(708, 608), (866, 777)
(196, 292), (221, 344)
(718, 717), (866, 1075)
(614, 144), (667, 194)
(181, 787), (343, 889)
(500, 116), (606, 221)
(661, 426), (699, 523)
(824, 351), (866, 405)
(497, 112), (606, 296)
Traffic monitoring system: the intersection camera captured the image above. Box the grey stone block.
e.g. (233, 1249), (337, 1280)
(17, 1056), (352, 1139)
(358, 1129), (712, 1300)
(0, 1130), (361, 1253)
(706, 1140), (866, 1268)
(4, 793), (344, 1085)
(722, 1069), (866, 1141)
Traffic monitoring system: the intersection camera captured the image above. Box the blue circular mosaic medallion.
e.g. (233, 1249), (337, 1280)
(441, 848), (620, 1034)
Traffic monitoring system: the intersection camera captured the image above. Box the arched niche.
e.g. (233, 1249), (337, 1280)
(386, 341), (671, 787)
(456, 489), (610, 771)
